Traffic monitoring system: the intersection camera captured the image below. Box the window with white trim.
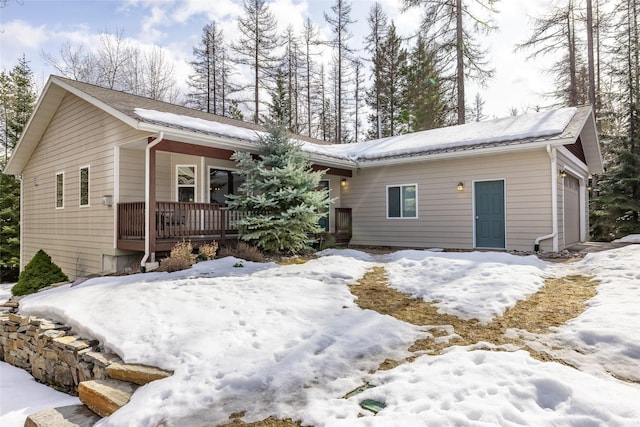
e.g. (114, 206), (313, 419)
(56, 172), (64, 208)
(177, 165), (196, 202)
(80, 166), (89, 207)
(387, 184), (417, 218)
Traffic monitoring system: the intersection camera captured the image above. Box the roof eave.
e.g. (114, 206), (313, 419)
(352, 137), (579, 168)
(137, 122), (358, 170)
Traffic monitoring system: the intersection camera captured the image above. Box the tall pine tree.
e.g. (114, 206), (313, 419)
(405, 36), (446, 131)
(324, 0), (355, 143)
(402, 0), (498, 124)
(591, 0), (640, 240)
(226, 124), (330, 254)
(1, 56), (37, 282)
(373, 22), (408, 137)
(187, 21), (235, 116)
(232, 0), (281, 124)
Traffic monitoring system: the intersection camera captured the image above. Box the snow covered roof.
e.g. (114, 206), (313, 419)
(5, 75), (602, 175)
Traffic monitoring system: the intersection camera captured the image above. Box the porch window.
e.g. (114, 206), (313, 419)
(387, 184), (417, 218)
(177, 165), (196, 202)
(80, 166), (89, 207)
(56, 172), (64, 208)
(209, 168), (245, 205)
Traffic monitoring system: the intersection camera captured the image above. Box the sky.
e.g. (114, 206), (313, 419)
(1, 244), (639, 426)
(0, 0), (558, 120)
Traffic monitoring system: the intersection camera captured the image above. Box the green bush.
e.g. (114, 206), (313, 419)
(12, 250), (69, 296)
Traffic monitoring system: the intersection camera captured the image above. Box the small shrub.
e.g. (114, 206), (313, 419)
(12, 250), (69, 296)
(319, 233), (336, 251)
(198, 241), (219, 260)
(161, 240), (196, 272)
(218, 241), (265, 263)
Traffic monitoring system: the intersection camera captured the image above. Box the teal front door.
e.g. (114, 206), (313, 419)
(474, 180), (505, 249)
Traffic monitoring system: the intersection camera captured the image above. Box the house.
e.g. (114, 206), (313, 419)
(5, 76), (602, 279)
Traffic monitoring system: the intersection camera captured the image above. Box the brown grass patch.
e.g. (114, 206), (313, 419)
(218, 416), (306, 427)
(215, 267), (598, 426)
(350, 266), (597, 366)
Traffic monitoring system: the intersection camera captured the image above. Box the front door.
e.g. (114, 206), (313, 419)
(475, 180), (506, 249)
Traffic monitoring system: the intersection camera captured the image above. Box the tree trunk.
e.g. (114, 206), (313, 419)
(587, 0), (596, 110)
(456, 0), (465, 124)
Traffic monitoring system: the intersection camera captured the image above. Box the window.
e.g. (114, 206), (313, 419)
(387, 184), (417, 218)
(80, 166), (89, 207)
(209, 168), (245, 205)
(177, 165), (196, 202)
(56, 172), (64, 208)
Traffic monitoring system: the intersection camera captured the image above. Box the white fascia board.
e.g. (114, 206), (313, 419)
(557, 146), (589, 174)
(354, 137), (578, 168)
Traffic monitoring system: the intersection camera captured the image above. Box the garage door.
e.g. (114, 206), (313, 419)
(564, 175), (580, 245)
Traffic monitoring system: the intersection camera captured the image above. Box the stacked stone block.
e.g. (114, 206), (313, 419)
(0, 312), (121, 394)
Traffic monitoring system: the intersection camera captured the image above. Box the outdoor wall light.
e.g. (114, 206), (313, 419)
(341, 178), (347, 187)
(457, 182), (464, 192)
(559, 169), (567, 178)
(102, 195), (113, 206)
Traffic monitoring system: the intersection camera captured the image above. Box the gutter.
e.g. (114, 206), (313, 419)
(141, 132), (164, 271)
(535, 145), (558, 251)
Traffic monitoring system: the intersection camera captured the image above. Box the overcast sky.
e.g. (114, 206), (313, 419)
(0, 0), (559, 119)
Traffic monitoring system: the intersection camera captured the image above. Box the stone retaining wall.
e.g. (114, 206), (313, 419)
(0, 311), (121, 394)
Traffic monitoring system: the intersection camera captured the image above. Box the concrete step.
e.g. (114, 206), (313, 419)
(78, 379), (138, 418)
(105, 362), (172, 385)
(24, 404), (101, 427)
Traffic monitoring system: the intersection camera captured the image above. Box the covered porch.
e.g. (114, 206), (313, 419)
(118, 135), (354, 266)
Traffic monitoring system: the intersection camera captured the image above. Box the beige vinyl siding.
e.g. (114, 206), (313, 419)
(557, 150), (590, 247)
(342, 149), (554, 252)
(20, 93), (147, 279)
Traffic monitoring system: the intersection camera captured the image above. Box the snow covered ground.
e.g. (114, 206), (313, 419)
(1, 246), (639, 426)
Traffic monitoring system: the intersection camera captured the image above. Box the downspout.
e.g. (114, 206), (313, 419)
(535, 145), (558, 251)
(141, 132), (164, 271)
(18, 174), (24, 272)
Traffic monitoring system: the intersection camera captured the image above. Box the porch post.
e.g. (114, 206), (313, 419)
(148, 144), (157, 260)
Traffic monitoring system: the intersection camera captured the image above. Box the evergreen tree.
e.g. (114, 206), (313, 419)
(232, 0), (281, 124)
(324, 0), (355, 143)
(227, 99), (245, 121)
(369, 22), (409, 137)
(405, 36), (446, 131)
(282, 25), (303, 133)
(266, 69), (290, 125)
(402, 0), (498, 124)
(0, 159), (20, 283)
(226, 124), (330, 254)
(187, 21), (235, 115)
(0, 57), (36, 282)
(12, 250), (69, 296)
(365, 2), (389, 139)
(516, 0), (589, 107)
(302, 17), (321, 138)
(591, 0), (640, 240)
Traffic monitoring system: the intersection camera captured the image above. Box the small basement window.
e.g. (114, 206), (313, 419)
(387, 184), (417, 218)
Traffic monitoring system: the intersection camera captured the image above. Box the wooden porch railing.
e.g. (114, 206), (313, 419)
(118, 201), (246, 241)
(117, 202), (353, 248)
